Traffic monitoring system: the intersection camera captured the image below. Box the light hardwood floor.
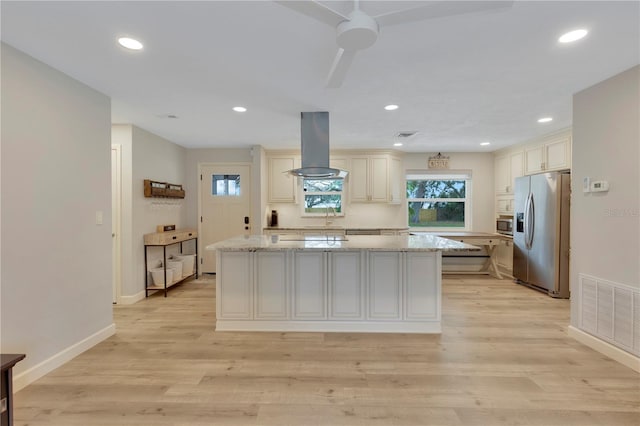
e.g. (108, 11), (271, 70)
(14, 276), (640, 425)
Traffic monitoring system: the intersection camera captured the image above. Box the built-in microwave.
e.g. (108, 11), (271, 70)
(496, 218), (513, 235)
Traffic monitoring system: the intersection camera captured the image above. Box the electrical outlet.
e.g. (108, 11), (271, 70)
(95, 211), (103, 225)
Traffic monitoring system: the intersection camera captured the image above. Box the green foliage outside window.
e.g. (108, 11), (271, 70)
(406, 179), (466, 228)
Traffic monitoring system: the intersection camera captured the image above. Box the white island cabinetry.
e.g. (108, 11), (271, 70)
(211, 235), (475, 333)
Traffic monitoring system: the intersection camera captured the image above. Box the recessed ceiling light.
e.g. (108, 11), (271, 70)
(558, 29), (588, 43)
(393, 142), (403, 147)
(538, 117), (553, 123)
(480, 142), (491, 146)
(118, 37), (143, 50)
(384, 104), (399, 111)
(232, 106), (247, 112)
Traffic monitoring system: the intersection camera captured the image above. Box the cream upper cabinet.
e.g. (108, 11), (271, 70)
(388, 156), (402, 204)
(268, 156), (298, 203)
(524, 134), (571, 175)
(495, 150), (523, 195)
(496, 196), (514, 215)
(350, 155), (389, 203)
(330, 156), (348, 171)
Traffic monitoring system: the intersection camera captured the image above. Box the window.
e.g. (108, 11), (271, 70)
(406, 171), (471, 229)
(212, 174), (240, 196)
(302, 179), (344, 215)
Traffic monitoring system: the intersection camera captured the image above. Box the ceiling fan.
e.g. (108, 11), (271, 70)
(275, 0), (513, 88)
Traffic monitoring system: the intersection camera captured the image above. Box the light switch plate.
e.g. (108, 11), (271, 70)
(96, 211), (103, 225)
(582, 177), (591, 193)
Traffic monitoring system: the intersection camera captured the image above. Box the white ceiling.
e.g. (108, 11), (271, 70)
(2, 1), (638, 152)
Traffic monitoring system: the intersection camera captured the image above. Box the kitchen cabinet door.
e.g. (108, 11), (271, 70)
(368, 251), (401, 320)
(525, 145), (545, 175)
(292, 251), (326, 319)
(349, 157), (369, 202)
(268, 156), (298, 203)
(405, 252), (440, 320)
(545, 137), (571, 170)
(329, 252), (364, 319)
(255, 252), (288, 319)
(524, 133), (571, 175)
(217, 252), (253, 319)
(369, 156), (389, 202)
(496, 150), (523, 195)
(388, 156), (402, 204)
(496, 197), (514, 215)
(495, 154), (510, 195)
(349, 155), (390, 203)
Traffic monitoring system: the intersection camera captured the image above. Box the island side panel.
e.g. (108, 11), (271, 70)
(292, 251), (327, 319)
(405, 251), (442, 320)
(329, 251), (365, 320)
(368, 251), (402, 320)
(217, 251), (253, 319)
(255, 251), (289, 319)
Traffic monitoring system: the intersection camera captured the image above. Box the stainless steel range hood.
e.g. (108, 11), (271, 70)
(287, 112), (348, 179)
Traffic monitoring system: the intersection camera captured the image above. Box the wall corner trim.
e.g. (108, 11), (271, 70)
(13, 323), (116, 392)
(568, 325), (640, 373)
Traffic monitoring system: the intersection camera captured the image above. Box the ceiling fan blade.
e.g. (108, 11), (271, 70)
(274, 1), (348, 28)
(326, 48), (357, 88)
(374, 0), (513, 27)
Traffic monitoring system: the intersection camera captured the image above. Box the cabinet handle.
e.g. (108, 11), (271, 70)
(172, 236), (177, 240)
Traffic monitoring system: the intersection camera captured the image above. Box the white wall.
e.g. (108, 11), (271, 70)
(1, 43), (114, 385)
(404, 152), (496, 232)
(571, 66), (640, 324)
(130, 126), (187, 297)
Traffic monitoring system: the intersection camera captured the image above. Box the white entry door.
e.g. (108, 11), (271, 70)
(200, 164), (252, 273)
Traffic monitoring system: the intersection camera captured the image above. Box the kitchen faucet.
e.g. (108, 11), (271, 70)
(325, 206), (336, 226)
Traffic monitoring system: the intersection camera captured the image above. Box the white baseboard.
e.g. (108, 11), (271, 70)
(568, 325), (640, 372)
(13, 323), (116, 392)
(118, 290), (145, 305)
(216, 320), (441, 334)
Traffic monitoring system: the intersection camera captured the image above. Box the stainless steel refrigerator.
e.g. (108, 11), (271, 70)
(513, 172), (570, 298)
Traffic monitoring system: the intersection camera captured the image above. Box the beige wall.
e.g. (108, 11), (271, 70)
(571, 66), (640, 325)
(1, 43), (113, 381)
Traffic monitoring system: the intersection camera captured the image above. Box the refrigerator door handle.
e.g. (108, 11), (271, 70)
(526, 193), (535, 249)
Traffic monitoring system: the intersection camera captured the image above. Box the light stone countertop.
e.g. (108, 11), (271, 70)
(208, 234), (480, 252)
(264, 226), (409, 231)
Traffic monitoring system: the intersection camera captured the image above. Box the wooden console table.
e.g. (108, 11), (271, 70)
(434, 232), (506, 279)
(1, 354), (25, 426)
(411, 232), (507, 279)
(144, 229), (198, 297)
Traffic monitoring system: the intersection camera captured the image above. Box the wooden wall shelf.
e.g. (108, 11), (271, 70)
(144, 179), (185, 198)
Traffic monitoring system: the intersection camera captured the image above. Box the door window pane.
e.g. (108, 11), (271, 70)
(212, 174), (240, 196)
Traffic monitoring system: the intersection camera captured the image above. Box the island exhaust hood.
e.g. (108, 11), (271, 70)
(287, 112), (348, 179)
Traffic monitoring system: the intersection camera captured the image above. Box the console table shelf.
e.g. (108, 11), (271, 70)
(144, 229), (198, 297)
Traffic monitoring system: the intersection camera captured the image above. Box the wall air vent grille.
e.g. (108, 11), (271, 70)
(578, 273), (640, 357)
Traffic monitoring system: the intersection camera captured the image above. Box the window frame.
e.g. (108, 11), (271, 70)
(300, 177), (346, 217)
(405, 170), (472, 231)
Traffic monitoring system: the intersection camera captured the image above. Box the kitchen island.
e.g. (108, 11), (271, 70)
(208, 234), (478, 333)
